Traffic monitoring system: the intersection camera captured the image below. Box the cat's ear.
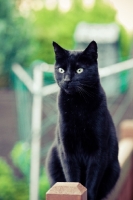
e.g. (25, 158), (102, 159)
(53, 41), (68, 59)
(83, 41), (98, 59)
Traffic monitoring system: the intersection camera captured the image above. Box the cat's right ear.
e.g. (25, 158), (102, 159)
(53, 42), (68, 59)
(82, 41), (98, 59)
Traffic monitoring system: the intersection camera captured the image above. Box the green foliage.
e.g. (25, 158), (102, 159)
(0, 176), (16, 200)
(0, 0), (33, 75)
(29, 0), (131, 64)
(71, 0), (116, 23)
(39, 171), (50, 199)
(0, 157), (28, 200)
(11, 142), (50, 200)
(13, 181), (29, 200)
(0, 0), (131, 80)
(0, 143), (50, 200)
(31, 0), (117, 64)
(119, 25), (131, 60)
(0, 158), (13, 176)
(11, 142), (30, 179)
(0, 158), (15, 200)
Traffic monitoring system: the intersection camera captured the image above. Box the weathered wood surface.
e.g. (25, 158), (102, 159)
(119, 120), (133, 139)
(108, 119), (133, 200)
(46, 182), (87, 200)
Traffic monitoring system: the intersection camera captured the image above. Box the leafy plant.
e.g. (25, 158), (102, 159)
(0, 157), (29, 200)
(29, 0), (131, 64)
(0, 0), (33, 77)
(39, 171), (50, 199)
(11, 142), (30, 179)
(0, 158), (13, 176)
(0, 158), (15, 200)
(0, 143), (50, 200)
(11, 142), (50, 200)
(0, 176), (16, 200)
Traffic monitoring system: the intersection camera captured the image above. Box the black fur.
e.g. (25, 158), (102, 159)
(45, 41), (120, 200)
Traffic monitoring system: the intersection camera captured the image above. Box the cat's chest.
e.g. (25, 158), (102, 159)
(59, 108), (98, 154)
(60, 101), (94, 127)
(58, 95), (100, 153)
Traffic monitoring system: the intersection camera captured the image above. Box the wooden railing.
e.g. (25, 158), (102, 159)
(108, 120), (133, 200)
(46, 120), (133, 200)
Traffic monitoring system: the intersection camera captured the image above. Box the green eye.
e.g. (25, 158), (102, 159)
(76, 68), (84, 74)
(59, 68), (65, 73)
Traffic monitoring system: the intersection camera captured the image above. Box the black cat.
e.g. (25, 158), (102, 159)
(45, 41), (120, 200)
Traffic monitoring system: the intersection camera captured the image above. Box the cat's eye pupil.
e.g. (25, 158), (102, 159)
(59, 68), (65, 73)
(77, 68), (83, 74)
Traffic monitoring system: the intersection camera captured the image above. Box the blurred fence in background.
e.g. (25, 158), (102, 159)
(74, 22), (121, 67)
(12, 59), (133, 200)
(13, 59), (133, 157)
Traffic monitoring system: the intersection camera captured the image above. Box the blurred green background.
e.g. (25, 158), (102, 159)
(0, 0), (132, 87)
(0, 0), (133, 199)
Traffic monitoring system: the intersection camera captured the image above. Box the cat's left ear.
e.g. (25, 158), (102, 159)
(83, 41), (98, 59)
(53, 41), (68, 59)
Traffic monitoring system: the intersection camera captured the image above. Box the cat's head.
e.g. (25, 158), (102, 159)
(53, 41), (99, 95)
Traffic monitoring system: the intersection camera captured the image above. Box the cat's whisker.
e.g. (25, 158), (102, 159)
(86, 90), (95, 98)
(79, 86), (95, 99)
(80, 85), (98, 97)
(77, 86), (88, 103)
(84, 89), (96, 97)
(80, 83), (96, 89)
(80, 81), (98, 88)
(78, 86), (93, 101)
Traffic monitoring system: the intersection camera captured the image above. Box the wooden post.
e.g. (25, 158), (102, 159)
(119, 120), (133, 139)
(46, 182), (87, 200)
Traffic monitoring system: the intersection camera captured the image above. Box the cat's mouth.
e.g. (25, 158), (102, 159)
(59, 82), (77, 94)
(64, 86), (77, 95)
(64, 88), (74, 94)
(62, 86), (75, 94)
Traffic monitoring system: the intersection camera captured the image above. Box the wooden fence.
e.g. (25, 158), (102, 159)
(46, 120), (133, 200)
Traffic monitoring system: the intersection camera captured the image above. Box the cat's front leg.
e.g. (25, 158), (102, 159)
(60, 154), (81, 182)
(45, 143), (66, 186)
(85, 152), (107, 200)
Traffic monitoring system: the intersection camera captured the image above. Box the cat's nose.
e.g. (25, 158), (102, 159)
(64, 75), (71, 82)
